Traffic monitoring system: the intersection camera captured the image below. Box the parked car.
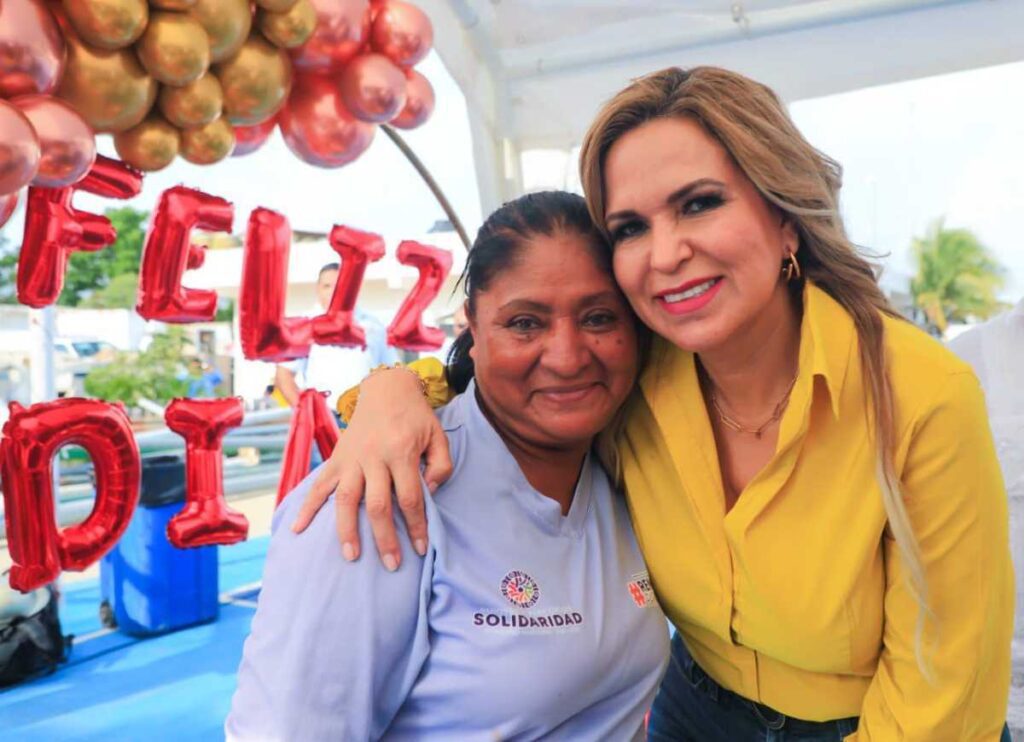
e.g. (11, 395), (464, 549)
(54, 338), (118, 397)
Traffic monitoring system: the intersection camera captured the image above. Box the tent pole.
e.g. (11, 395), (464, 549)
(381, 124), (471, 250)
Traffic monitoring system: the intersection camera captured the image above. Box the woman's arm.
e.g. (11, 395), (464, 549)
(227, 475), (431, 740)
(292, 360), (454, 570)
(274, 362), (302, 407)
(852, 371), (1013, 740)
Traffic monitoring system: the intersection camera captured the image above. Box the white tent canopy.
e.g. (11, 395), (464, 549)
(420, 0), (1024, 214)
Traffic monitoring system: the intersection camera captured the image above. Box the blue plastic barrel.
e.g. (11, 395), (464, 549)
(99, 456), (219, 636)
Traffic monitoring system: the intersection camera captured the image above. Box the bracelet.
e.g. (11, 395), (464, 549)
(338, 359), (449, 423)
(366, 363), (431, 399)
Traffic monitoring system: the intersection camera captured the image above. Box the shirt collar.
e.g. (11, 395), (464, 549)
(639, 281), (854, 422)
(801, 282), (856, 421)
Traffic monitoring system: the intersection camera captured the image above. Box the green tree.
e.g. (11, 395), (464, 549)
(910, 219), (1006, 336)
(0, 231), (15, 304)
(0, 206), (149, 304)
(80, 272), (139, 309)
(84, 327), (190, 406)
(59, 207), (148, 306)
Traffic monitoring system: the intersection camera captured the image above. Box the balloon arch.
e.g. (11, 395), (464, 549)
(0, 0), (464, 593)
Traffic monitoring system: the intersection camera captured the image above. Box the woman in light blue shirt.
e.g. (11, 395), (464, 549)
(227, 192), (669, 740)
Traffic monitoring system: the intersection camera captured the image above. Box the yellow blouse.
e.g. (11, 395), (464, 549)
(340, 283), (1012, 739)
(621, 283), (1012, 739)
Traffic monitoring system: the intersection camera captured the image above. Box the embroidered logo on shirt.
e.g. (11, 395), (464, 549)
(627, 571), (656, 608)
(500, 570), (540, 609)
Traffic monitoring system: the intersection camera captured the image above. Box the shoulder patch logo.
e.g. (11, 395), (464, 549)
(500, 570), (540, 609)
(627, 571), (656, 608)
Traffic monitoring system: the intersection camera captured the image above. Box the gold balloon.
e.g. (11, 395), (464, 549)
(158, 73), (223, 128)
(180, 116), (235, 164)
(56, 33), (157, 133)
(113, 114), (180, 171)
(255, 0), (300, 11)
(149, 0), (197, 9)
(189, 0), (252, 63)
(215, 36), (293, 126)
(136, 11), (210, 85)
(62, 0), (149, 50)
(258, 0), (316, 49)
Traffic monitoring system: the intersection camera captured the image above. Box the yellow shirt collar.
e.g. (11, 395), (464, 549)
(639, 281), (854, 422)
(801, 281), (855, 421)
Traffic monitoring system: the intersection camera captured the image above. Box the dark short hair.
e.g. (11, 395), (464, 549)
(446, 191), (611, 393)
(319, 262), (340, 278)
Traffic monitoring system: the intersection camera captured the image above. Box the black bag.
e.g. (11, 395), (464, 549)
(0, 583), (72, 688)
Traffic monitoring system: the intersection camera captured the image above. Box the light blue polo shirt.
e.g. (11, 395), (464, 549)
(227, 381), (670, 741)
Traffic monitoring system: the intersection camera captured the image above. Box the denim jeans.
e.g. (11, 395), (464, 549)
(649, 634), (1013, 741)
(648, 633), (857, 740)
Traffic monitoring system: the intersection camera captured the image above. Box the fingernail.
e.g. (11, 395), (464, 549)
(342, 542), (356, 562)
(427, 481), (439, 494)
(414, 539), (427, 556)
(383, 554), (399, 572)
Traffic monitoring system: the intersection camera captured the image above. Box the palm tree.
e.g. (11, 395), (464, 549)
(910, 219), (1006, 336)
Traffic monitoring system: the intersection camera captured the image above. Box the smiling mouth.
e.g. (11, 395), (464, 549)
(535, 384), (600, 403)
(660, 277), (721, 303)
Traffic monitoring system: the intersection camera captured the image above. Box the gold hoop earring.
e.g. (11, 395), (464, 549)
(783, 252), (801, 281)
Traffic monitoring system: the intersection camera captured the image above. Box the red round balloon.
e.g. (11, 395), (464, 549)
(279, 73), (375, 167)
(369, 0), (432, 68)
(13, 94), (97, 188)
(390, 68), (434, 129)
(231, 115), (277, 157)
(0, 100), (41, 196)
(291, 0), (370, 73)
(338, 52), (406, 124)
(0, 0), (66, 98)
(0, 189), (20, 229)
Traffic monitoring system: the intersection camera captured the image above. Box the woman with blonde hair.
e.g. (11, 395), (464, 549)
(296, 67), (1013, 740)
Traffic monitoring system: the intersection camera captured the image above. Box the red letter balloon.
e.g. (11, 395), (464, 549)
(1, 398), (140, 592)
(164, 398), (249, 549)
(17, 155), (143, 307)
(387, 240), (452, 350)
(136, 186), (233, 323)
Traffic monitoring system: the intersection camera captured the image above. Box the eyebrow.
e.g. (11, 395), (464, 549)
(496, 290), (622, 315)
(605, 177), (726, 224)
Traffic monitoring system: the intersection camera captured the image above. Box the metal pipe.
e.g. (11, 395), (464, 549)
(381, 125), (471, 250)
(0, 464), (287, 539)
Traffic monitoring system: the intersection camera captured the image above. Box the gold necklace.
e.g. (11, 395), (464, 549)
(709, 374), (799, 439)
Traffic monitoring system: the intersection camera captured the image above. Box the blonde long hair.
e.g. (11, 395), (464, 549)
(580, 66), (930, 670)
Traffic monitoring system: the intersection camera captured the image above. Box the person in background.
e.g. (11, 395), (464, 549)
(428, 304), (471, 364)
(451, 303), (469, 337)
(949, 299), (1024, 645)
(274, 261), (398, 417)
(184, 356), (223, 398)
